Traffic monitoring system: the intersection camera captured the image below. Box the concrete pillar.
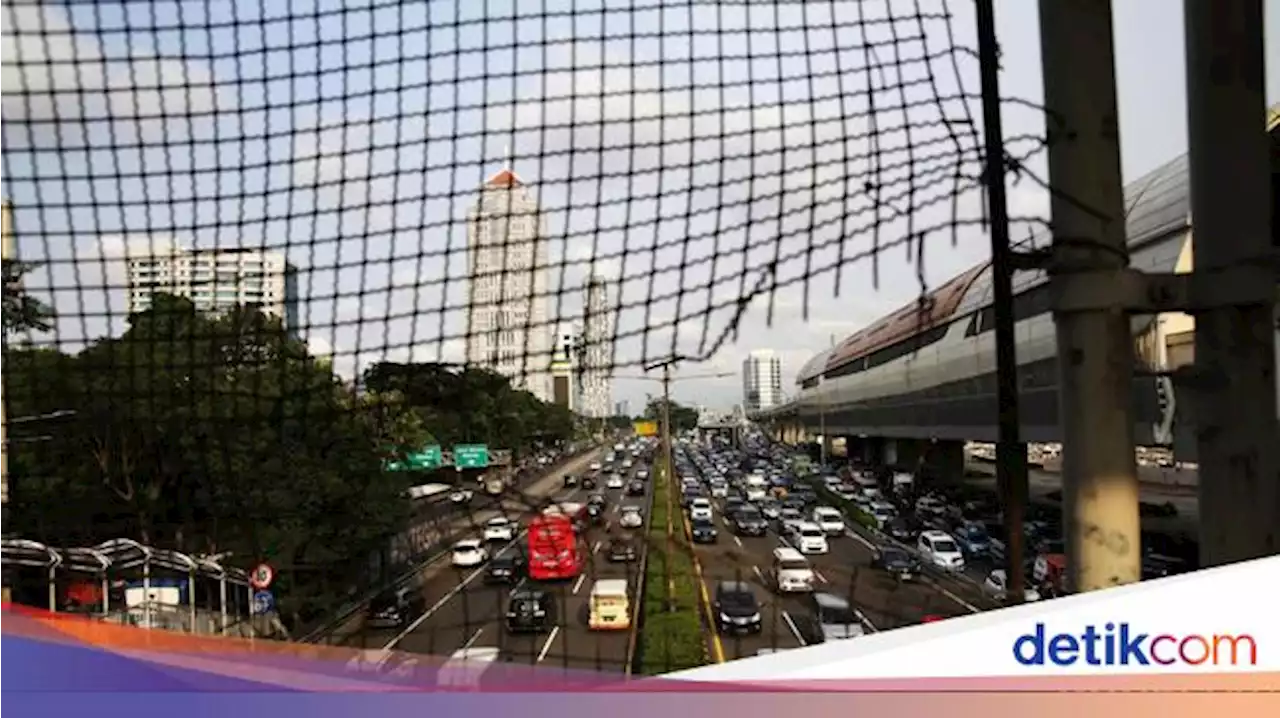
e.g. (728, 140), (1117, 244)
(865, 436), (886, 466)
(883, 438), (900, 467)
(921, 440), (966, 484)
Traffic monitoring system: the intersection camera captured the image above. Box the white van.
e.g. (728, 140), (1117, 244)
(588, 578), (631, 631)
(811, 506), (845, 536)
(771, 547), (815, 593)
(436, 647), (501, 690)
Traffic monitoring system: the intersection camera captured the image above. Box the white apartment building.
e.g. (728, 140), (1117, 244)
(579, 274), (615, 418)
(125, 247), (299, 330)
(464, 161), (553, 403)
(742, 349), (783, 412)
(550, 327), (580, 411)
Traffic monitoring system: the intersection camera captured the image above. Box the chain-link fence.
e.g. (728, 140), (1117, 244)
(2, 0), (1053, 677)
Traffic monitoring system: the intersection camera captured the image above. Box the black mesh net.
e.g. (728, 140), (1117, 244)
(2, 0), (1046, 678)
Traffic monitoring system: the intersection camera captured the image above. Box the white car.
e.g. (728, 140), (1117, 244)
(811, 507), (845, 536)
(710, 482), (729, 498)
(450, 489), (474, 504)
(451, 539), (488, 568)
(745, 486), (767, 502)
(918, 530), (966, 571)
(984, 569), (1041, 602)
(483, 517), (515, 542)
(606, 474), (625, 490)
(618, 506), (644, 529)
(688, 498), (713, 522)
(589, 462), (603, 472)
(790, 522), (830, 554)
(868, 501), (896, 527)
(636, 468), (649, 479)
(622, 458), (633, 469)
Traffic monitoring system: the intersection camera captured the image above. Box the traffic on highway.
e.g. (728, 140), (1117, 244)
(347, 438), (658, 676)
(669, 434), (995, 662)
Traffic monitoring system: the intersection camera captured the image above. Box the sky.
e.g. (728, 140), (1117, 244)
(2, 0), (1278, 412)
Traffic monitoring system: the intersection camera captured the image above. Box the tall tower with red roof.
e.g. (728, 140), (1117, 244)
(464, 151), (552, 403)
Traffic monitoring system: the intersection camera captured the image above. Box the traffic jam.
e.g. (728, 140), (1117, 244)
(351, 438), (658, 682)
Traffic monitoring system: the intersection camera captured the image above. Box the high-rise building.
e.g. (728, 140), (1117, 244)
(550, 327), (580, 411)
(125, 247), (299, 331)
(579, 273), (615, 418)
(464, 157), (553, 403)
(742, 349), (783, 411)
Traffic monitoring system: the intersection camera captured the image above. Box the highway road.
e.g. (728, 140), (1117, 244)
(365, 457), (654, 675)
(685, 485), (995, 661)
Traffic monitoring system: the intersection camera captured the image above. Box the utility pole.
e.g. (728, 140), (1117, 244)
(1038, 0), (1140, 592)
(1, 200), (14, 534)
(975, 0), (1029, 602)
(1183, 0), (1278, 566)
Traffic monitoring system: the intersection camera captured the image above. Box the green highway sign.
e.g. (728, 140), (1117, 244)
(453, 444), (490, 469)
(386, 445), (443, 471)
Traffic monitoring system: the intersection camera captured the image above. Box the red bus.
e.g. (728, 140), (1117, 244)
(527, 514), (586, 581)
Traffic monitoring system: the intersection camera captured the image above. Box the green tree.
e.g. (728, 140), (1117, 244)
(4, 294), (413, 627)
(362, 361), (578, 456)
(2, 259), (55, 335)
(645, 397), (700, 433)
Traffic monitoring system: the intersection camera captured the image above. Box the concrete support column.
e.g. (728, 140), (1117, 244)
(864, 436), (885, 466)
(883, 438), (900, 467)
(921, 440), (966, 484)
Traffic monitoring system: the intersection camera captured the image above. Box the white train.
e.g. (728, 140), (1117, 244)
(785, 152), (1196, 422)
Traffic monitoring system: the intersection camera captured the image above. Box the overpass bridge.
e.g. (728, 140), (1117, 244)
(752, 112), (1280, 479)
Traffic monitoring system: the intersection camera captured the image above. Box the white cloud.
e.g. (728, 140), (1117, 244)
(3, 0), (1061, 413)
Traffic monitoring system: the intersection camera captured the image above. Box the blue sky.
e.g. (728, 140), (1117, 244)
(3, 0), (1278, 411)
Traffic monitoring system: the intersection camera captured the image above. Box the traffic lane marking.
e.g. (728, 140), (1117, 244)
(572, 573), (587, 595)
(536, 626), (561, 663)
(781, 610), (806, 646)
(384, 533), (528, 650)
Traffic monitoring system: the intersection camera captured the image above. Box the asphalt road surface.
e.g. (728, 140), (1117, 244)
(359, 458), (653, 675)
(686, 494), (995, 662)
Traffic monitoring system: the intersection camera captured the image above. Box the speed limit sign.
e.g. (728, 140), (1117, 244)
(249, 563), (275, 590)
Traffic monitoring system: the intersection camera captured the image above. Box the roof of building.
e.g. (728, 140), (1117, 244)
(485, 167), (523, 188)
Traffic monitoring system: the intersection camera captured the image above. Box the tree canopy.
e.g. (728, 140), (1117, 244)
(4, 293), (578, 628)
(362, 361), (576, 454)
(645, 397), (700, 433)
(2, 258), (55, 335)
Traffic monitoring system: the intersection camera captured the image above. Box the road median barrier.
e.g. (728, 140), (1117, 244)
(635, 456), (709, 675)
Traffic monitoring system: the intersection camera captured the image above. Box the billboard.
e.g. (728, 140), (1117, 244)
(633, 420), (658, 437)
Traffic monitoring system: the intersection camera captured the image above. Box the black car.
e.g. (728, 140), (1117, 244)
(366, 587), (425, 629)
(608, 536), (639, 562)
(587, 492), (607, 507)
(627, 480), (645, 497)
(582, 475), (597, 490)
(1142, 551), (1187, 580)
(713, 580), (762, 634)
(563, 474), (578, 488)
(723, 497), (747, 518)
(885, 517), (917, 542)
(586, 502), (606, 524)
(505, 590), (556, 633)
(690, 518), (718, 544)
(871, 546), (920, 581)
(485, 553), (527, 584)
(782, 495), (808, 513)
(730, 507), (769, 537)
